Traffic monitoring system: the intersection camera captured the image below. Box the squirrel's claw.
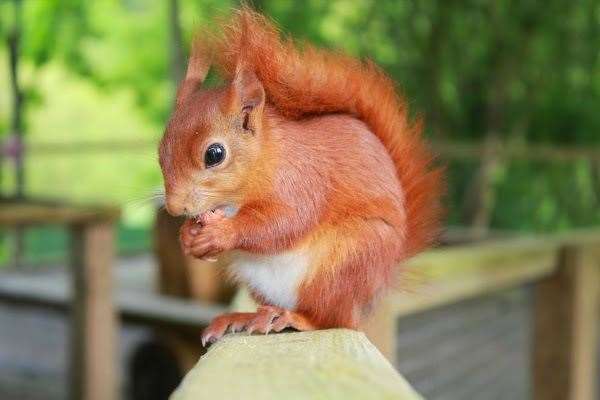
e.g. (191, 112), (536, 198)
(201, 307), (317, 347)
(201, 312), (256, 346)
(245, 306), (279, 335)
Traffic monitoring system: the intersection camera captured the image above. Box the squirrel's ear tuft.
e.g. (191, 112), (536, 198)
(231, 65), (265, 113)
(186, 34), (212, 83)
(176, 34), (211, 105)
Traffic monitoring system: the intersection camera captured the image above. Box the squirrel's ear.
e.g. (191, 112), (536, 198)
(231, 66), (265, 114)
(185, 37), (211, 83)
(176, 36), (211, 105)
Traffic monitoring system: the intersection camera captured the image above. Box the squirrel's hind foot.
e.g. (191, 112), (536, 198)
(201, 306), (316, 346)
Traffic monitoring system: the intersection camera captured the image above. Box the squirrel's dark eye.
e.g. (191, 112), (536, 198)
(204, 143), (226, 168)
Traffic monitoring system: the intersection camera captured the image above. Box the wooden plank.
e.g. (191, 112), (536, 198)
(532, 245), (600, 400)
(170, 329), (423, 400)
(0, 272), (224, 329)
(69, 222), (118, 400)
(118, 291), (224, 329)
(396, 229), (600, 315)
(0, 272), (70, 309)
(405, 235), (560, 278)
(569, 247), (599, 400)
(0, 202), (119, 225)
(393, 258), (553, 317)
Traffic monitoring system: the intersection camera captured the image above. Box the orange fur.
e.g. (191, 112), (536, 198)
(209, 8), (443, 257)
(159, 7), (443, 338)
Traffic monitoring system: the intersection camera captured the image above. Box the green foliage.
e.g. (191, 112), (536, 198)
(0, 0), (599, 264)
(7, 0), (600, 141)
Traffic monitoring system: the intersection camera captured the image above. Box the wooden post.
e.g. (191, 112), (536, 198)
(360, 297), (397, 366)
(532, 245), (600, 400)
(69, 222), (118, 400)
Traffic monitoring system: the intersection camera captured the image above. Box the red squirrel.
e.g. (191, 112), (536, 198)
(159, 8), (443, 346)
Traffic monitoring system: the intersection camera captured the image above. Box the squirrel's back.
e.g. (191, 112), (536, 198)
(208, 8), (443, 256)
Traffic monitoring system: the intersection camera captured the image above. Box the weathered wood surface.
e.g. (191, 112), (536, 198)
(0, 227), (576, 332)
(2, 226), (598, 399)
(0, 269), (225, 329)
(391, 229), (600, 316)
(533, 245), (600, 400)
(0, 201), (119, 225)
(396, 288), (533, 400)
(150, 228), (600, 368)
(69, 222), (117, 400)
(170, 329), (423, 400)
(0, 200), (121, 400)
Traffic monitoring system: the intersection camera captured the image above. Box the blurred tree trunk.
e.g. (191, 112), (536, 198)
(462, 2), (507, 236)
(423, 0), (453, 139)
(462, 100), (503, 237)
(8, 0), (24, 199)
(7, 0), (25, 268)
(462, 0), (539, 236)
(168, 0), (185, 87)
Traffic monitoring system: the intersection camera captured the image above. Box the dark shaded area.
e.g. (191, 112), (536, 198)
(129, 340), (183, 400)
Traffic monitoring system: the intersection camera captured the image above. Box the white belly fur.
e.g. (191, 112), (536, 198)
(228, 249), (310, 309)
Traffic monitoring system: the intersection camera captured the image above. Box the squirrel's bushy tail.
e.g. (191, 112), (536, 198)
(210, 8), (443, 256)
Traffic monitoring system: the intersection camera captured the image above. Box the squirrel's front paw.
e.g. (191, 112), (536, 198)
(181, 210), (236, 260)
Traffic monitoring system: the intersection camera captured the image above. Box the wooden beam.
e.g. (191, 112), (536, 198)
(0, 272), (225, 329)
(393, 256), (555, 318)
(0, 201), (119, 225)
(118, 291), (224, 329)
(69, 222), (118, 400)
(532, 245), (600, 400)
(171, 329), (423, 399)
(393, 236), (560, 316)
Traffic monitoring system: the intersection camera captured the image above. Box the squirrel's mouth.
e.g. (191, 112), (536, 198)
(188, 203), (238, 222)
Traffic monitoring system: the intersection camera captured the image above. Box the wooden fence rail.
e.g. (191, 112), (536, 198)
(171, 329), (423, 400)
(1, 205), (598, 399)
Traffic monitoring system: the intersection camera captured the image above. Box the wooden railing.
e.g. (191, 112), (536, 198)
(0, 200), (121, 400)
(2, 202), (598, 399)
(173, 229), (600, 400)
(171, 330), (423, 400)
